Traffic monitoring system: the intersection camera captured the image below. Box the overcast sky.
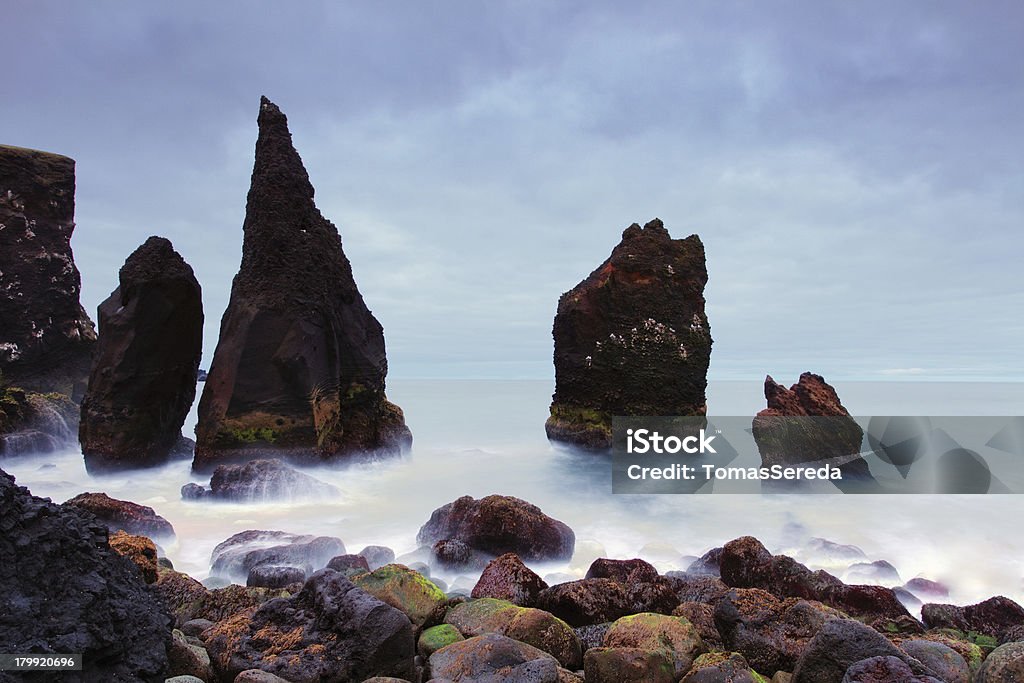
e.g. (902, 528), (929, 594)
(4, 2), (1022, 382)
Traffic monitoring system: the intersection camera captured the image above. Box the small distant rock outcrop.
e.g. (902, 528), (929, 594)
(209, 529), (345, 584)
(418, 494), (575, 562)
(0, 469), (170, 680)
(546, 219), (712, 450)
(0, 145), (96, 398)
(752, 373), (873, 486)
(181, 458), (339, 502)
(65, 491), (176, 540)
(0, 385), (77, 457)
(79, 236), (203, 470)
(193, 97), (410, 471)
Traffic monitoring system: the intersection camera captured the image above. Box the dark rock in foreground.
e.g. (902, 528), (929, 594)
(752, 373), (873, 486)
(80, 236), (203, 470)
(0, 145), (96, 399)
(204, 569), (416, 682)
(546, 218), (712, 449)
(791, 618), (931, 683)
(193, 97), (410, 471)
(0, 468), (170, 680)
(182, 458), (339, 502)
(65, 490), (176, 540)
(472, 552), (549, 607)
(430, 632), (567, 682)
(418, 494), (575, 561)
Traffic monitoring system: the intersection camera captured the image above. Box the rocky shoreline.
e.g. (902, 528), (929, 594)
(3, 469), (1023, 682)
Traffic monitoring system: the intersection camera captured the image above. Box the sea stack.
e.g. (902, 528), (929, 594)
(752, 373), (872, 485)
(546, 218), (712, 449)
(79, 236), (203, 470)
(193, 97), (410, 471)
(0, 145), (96, 398)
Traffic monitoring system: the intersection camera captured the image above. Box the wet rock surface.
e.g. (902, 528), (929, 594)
(472, 552), (549, 607)
(209, 529), (345, 583)
(65, 490), (175, 540)
(0, 468), (170, 681)
(0, 145), (96, 398)
(546, 218), (712, 449)
(193, 97), (410, 471)
(79, 236), (203, 470)
(182, 458), (339, 502)
(418, 494), (575, 561)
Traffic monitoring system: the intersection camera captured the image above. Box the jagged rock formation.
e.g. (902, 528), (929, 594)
(79, 236), (203, 470)
(546, 219), (712, 450)
(0, 468), (170, 680)
(0, 145), (96, 398)
(752, 373), (873, 486)
(193, 97), (410, 471)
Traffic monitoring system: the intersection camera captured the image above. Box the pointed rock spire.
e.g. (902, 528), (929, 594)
(194, 97), (410, 470)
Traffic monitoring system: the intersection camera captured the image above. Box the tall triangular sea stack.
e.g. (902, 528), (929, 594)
(194, 97), (410, 470)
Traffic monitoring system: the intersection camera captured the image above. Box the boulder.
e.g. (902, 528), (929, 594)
(444, 597), (583, 669)
(922, 596), (1024, 640)
(584, 646), (675, 683)
(0, 145), (96, 398)
(183, 458), (339, 501)
(546, 218), (712, 449)
(79, 236), (203, 470)
(899, 639), (970, 683)
(586, 557), (659, 583)
(108, 530), (159, 583)
(433, 538), (489, 569)
(472, 552), (549, 607)
(791, 618), (928, 683)
(686, 548), (723, 577)
(673, 602), (723, 649)
(155, 571), (289, 629)
(844, 561), (900, 586)
(841, 656), (942, 683)
(327, 553), (371, 577)
(429, 632), (565, 683)
(246, 565), (306, 589)
(358, 545), (396, 569)
(418, 623), (464, 658)
(204, 569), (416, 682)
(682, 652), (764, 683)
(752, 373), (872, 486)
(168, 628), (215, 682)
(715, 588), (842, 676)
(0, 468), (170, 680)
(537, 578), (632, 627)
(976, 641), (1024, 682)
(64, 490), (175, 539)
(193, 97), (410, 470)
(902, 578), (950, 601)
(417, 494), (575, 561)
(234, 672), (292, 683)
(210, 529), (345, 583)
(603, 612), (706, 679)
(351, 563), (447, 629)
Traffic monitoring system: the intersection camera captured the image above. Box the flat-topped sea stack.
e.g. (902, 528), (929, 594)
(546, 218), (712, 450)
(193, 97), (410, 471)
(80, 236), (203, 470)
(752, 373), (872, 486)
(0, 145), (96, 398)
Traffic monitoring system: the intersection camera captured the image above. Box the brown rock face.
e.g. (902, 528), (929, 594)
(0, 145), (96, 398)
(752, 372), (872, 484)
(546, 218), (712, 450)
(79, 236), (203, 470)
(193, 97), (410, 471)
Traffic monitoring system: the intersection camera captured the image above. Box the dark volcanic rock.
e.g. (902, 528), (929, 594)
(841, 656), (943, 683)
(0, 145), (96, 398)
(79, 236), (203, 470)
(922, 596), (1024, 641)
(719, 536), (914, 623)
(0, 388), (78, 456)
(246, 565), (306, 589)
(430, 632), (564, 682)
(417, 494), (575, 561)
(586, 557), (659, 583)
(792, 618), (929, 683)
(752, 373), (872, 486)
(183, 458), (340, 502)
(210, 529), (345, 583)
(977, 642), (1024, 682)
(0, 468), (170, 680)
(546, 218), (712, 449)
(472, 552), (549, 607)
(65, 490), (175, 540)
(193, 97), (410, 471)
(537, 578), (632, 627)
(203, 569), (416, 682)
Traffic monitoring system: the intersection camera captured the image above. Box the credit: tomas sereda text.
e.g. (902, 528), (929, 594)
(610, 416), (1024, 494)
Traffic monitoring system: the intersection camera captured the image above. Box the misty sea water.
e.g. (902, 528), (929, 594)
(3, 379), (1023, 608)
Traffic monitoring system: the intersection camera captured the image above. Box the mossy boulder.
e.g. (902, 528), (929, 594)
(351, 563), (447, 629)
(444, 597), (583, 669)
(584, 646), (676, 683)
(417, 623), (464, 658)
(429, 633), (567, 682)
(108, 530), (159, 584)
(682, 651), (768, 683)
(603, 612), (706, 678)
(976, 641), (1024, 682)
